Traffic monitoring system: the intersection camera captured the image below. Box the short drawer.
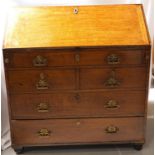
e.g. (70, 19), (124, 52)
(7, 69), (76, 93)
(80, 67), (146, 89)
(11, 117), (144, 146)
(78, 49), (146, 66)
(10, 91), (145, 119)
(4, 49), (76, 68)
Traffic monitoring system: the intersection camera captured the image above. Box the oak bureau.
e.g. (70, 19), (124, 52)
(3, 5), (151, 153)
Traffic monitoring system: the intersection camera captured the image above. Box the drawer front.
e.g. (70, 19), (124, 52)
(78, 49), (146, 66)
(10, 91), (145, 119)
(4, 49), (76, 68)
(8, 69), (76, 93)
(4, 49), (146, 69)
(80, 67), (146, 89)
(11, 117), (144, 146)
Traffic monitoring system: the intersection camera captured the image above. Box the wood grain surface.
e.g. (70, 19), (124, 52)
(3, 5), (150, 48)
(11, 117), (144, 146)
(3, 5), (151, 150)
(4, 48), (146, 68)
(10, 90), (145, 119)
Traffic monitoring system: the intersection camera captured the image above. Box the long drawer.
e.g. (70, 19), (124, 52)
(11, 117), (144, 146)
(4, 48), (146, 68)
(7, 67), (146, 93)
(10, 91), (145, 119)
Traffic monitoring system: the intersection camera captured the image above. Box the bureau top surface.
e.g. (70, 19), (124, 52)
(3, 5), (150, 49)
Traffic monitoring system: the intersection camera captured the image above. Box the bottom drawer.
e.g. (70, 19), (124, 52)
(11, 117), (144, 146)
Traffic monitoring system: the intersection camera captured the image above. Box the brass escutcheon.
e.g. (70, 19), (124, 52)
(4, 58), (9, 64)
(74, 93), (80, 101)
(75, 53), (80, 62)
(104, 70), (120, 87)
(76, 121), (81, 126)
(73, 8), (79, 14)
(36, 73), (49, 90)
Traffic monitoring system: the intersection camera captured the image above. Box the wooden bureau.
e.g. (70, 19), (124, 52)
(3, 5), (151, 153)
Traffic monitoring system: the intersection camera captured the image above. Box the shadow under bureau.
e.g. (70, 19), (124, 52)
(3, 5), (151, 153)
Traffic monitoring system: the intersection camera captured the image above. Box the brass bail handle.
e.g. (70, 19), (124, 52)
(37, 103), (49, 112)
(105, 126), (119, 134)
(38, 128), (51, 137)
(104, 100), (120, 109)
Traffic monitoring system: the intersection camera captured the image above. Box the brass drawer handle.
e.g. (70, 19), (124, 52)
(105, 78), (120, 87)
(33, 55), (47, 67)
(107, 54), (120, 64)
(36, 73), (49, 90)
(37, 103), (49, 112)
(38, 128), (51, 137)
(105, 126), (119, 134)
(104, 71), (120, 87)
(104, 100), (120, 109)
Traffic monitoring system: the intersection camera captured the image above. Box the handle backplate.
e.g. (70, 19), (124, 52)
(33, 55), (47, 67)
(107, 54), (120, 64)
(104, 100), (120, 109)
